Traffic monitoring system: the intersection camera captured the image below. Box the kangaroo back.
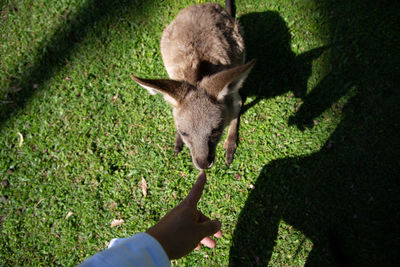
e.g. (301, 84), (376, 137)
(160, 3), (244, 85)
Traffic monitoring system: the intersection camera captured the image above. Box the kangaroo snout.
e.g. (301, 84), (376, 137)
(192, 146), (215, 170)
(194, 157), (214, 170)
(198, 141), (217, 169)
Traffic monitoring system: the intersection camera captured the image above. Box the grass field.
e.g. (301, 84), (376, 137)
(1, 0), (399, 266)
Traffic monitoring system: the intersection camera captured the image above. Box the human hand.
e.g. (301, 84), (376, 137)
(146, 171), (222, 259)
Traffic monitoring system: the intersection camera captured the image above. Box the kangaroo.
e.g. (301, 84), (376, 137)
(131, 1), (255, 170)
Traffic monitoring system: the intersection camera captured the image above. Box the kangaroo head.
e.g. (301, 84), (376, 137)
(173, 89), (224, 169)
(132, 59), (255, 169)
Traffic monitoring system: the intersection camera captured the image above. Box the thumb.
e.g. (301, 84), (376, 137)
(199, 219), (221, 237)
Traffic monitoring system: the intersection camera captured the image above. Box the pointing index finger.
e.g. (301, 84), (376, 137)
(184, 171), (206, 206)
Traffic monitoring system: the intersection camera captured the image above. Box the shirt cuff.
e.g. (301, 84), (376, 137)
(79, 233), (170, 267)
(109, 233), (170, 266)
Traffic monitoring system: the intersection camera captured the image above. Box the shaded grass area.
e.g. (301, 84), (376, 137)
(231, 0), (400, 266)
(1, 0), (399, 266)
(0, 0), (158, 129)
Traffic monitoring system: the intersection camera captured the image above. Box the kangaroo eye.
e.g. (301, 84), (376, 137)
(180, 131), (189, 137)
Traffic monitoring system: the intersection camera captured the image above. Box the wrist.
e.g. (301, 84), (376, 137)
(146, 227), (171, 259)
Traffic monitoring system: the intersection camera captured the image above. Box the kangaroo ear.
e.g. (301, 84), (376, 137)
(131, 75), (186, 106)
(201, 59), (256, 101)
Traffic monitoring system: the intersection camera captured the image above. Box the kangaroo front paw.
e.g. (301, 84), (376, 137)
(174, 143), (183, 156)
(225, 142), (237, 166)
(174, 133), (184, 156)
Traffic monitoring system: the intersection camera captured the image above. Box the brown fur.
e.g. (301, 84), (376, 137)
(132, 3), (255, 169)
(160, 3), (245, 84)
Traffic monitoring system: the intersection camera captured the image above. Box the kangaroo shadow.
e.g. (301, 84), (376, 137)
(231, 2), (400, 266)
(239, 11), (326, 114)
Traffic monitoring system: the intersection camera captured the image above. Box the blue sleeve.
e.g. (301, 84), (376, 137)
(78, 233), (170, 267)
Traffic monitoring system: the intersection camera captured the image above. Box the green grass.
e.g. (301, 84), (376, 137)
(1, 0), (399, 266)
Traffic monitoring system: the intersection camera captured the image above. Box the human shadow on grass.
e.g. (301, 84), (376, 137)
(0, 0), (154, 132)
(231, 1), (399, 266)
(239, 11), (327, 114)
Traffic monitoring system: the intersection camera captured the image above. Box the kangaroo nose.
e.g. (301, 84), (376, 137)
(195, 158), (213, 170)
